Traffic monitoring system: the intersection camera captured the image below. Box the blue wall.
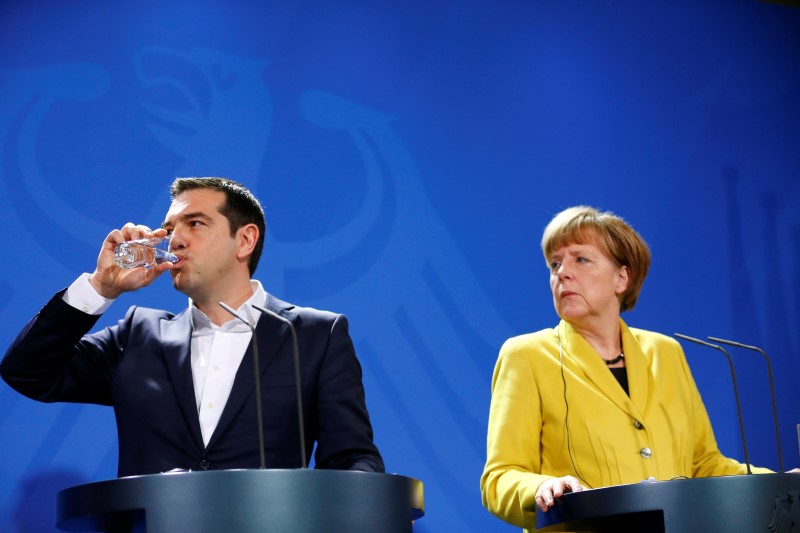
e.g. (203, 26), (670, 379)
(1, 1), (799, 531)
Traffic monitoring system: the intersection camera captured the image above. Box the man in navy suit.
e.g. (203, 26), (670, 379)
(0, 177), (384, 476)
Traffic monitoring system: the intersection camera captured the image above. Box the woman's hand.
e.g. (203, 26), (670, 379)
(535, 475), (587, 512)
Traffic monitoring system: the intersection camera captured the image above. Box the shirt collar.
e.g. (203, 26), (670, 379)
(190, 280), (268, 335)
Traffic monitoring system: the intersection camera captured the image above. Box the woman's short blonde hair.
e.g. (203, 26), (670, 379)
(541, 206), (651, 312)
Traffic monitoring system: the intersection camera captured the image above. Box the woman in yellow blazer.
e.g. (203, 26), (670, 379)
(480, 206), (770, 531)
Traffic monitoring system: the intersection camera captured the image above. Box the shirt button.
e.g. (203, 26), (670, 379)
(633, 420), (645, 430)
(207, 402), (214, 409)
(640, 447), (652, 459)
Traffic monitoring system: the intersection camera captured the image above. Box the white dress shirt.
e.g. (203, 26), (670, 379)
(64, 274), (268, 446)
(188, 283), (266, 445)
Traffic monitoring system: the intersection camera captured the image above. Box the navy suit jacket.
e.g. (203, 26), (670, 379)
(1, 290), (383, 477)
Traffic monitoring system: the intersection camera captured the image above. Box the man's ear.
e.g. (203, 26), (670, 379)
(236, 223), (259, 260)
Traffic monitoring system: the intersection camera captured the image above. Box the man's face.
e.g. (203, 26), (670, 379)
(162, 188), (239, 300)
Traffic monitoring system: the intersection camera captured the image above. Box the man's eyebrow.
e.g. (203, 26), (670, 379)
(161, 212), (214, 228)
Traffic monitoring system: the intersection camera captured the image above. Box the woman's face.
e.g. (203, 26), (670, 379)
(548, 240), (629, 327)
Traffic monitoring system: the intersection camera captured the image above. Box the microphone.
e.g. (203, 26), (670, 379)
(252, 304), (307, 469)
(674, 333), (752, 475)
(219, 302), (266, 469)
(707, 336), (784, 473)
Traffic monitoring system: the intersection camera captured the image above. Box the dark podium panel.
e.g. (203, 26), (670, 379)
(56, 469), (424, 533)
(535, 473), (800, 533)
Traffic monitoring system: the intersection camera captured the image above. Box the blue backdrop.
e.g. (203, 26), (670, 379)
(1, 1), (799, 531)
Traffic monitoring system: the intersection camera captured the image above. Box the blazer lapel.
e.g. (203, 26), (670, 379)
(206, 295), (298, 450)
(559, 320), (638, 417)
(160, 309), (205, 450)
(620, 321), (649, 416)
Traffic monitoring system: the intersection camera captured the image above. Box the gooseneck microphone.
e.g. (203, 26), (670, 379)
(252, 304), (308, 469)
(674, 333), (752, 475)
(219, 302), (267, 469)
(707, 336), (784, 473)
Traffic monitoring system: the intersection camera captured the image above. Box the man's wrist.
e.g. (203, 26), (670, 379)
(63, 273), (115, 315)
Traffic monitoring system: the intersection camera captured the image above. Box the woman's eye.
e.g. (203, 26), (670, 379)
(549, 261), (561, 271)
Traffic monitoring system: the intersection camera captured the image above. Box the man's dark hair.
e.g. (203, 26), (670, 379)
(170, 177), (266, 276)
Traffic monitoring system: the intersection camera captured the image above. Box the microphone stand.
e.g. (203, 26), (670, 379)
(708, 336), (784, 473)
(252, 304), (308, 469)
(220, 302), (266, 469)
(674, 333), (752, 474)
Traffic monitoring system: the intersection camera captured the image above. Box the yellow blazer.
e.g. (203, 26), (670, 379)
(480, 319), (768, 531)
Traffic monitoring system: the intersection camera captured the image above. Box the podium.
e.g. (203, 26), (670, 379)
(56, 469), (424, 532)
(535, 473), (800, 532)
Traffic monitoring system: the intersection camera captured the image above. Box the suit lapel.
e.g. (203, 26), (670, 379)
(560, 320), (640, 417)
(161, 309), (205, 450)
(620, 321), (649, 415)
(206, 296), (298, 450)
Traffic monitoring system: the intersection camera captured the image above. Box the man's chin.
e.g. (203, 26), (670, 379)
(169, 270), (187, 291)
